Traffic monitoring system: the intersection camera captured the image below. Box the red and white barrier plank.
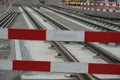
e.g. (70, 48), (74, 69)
(0, 60), (120, 74)
(1, 28), (120, 42)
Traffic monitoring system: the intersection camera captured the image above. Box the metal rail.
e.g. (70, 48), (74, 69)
(2, 12), (19, 28)
(0, 12), (13, 26)
(0, 12), (12, 21)
(32, 7), (120, 64)
(0, 12), (19, 28)
(43, 5), (120, 31)
(21, 6), (95, 80)
(51, 4), (120, 28)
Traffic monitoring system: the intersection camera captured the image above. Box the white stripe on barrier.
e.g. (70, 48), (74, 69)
(97, 9), (100, 11)
(51, 62), (88, 73)
(91, 8), (94, 11)
(0, 28), (8, 39)
(46, 31), (85, 42)
(88, 8), (90, 10)
(84, 7), (86, 10)
(103, 9), (106, 12)
(84, 3), (87, 5)
(0, 60), (12, 70)
(109, 9), (113, 12)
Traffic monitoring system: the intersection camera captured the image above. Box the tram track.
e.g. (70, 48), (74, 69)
(20, 5), (120, 79)
(59, 6), (120, 27)
(43, 5), (120, 31)
(2, 12), (19, 28)
(0, 9), (19, 60)
(23, 6), (120, 79)
(0, 12), (19, 28)
(31, 7), (120, 64)
(22, 6), (96, 80)
(37, 6), (120, 64)
(0, 9), (19, 59)
(0, 8), (20, 80)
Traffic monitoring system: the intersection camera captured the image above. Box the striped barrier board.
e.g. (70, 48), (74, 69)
(1, 28), (120, 42)
(65, 2), (118, 12)
(67, 2), (120, 7)
(0, 60), (120, 74)
(69, 6), (117, 12)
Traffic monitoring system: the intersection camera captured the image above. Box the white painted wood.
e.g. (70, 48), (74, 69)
(0, 28), (8, 39)
(0, 60), (12, 70)
(51, 62), (88, 73)
(47, 31), (85, 42)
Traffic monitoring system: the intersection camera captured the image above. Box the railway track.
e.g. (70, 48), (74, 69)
(0, 9), (20, 80)
(0, 8), (19, 59)
(0, 9), (19, 59)
(37, 6), (120, 64)
(21, 6), (120, 80)
(57, 6), (120, 25)
(31, 7), (120, 64)
(0, 11), (19, 28)
(43, 5), (120, 31)
(22, 6), (96, 80)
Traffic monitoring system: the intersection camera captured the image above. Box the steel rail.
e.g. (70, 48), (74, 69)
(1, 12), (19, 28)
(43, 5), (120, 31)
(22, 6), (96, 80)
(32, 7), (120, 64)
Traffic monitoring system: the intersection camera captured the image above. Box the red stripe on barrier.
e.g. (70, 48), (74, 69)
(13, 60), (51, 72)
(94, 3), (96, 6)
(113, 10), (116, 12)
(8, 29), (46, 40)
(100, 9), (103, 12)
(89, 63), (120, 74)
(109, 3), (113, 6)
(97, 3), (100, 6)
(116, 3), (120, 6)
(85, 32), (120, 43)
(106, 9), (109, 12)
(103, 3), (106, 6)
(94, 8), (97, 11)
